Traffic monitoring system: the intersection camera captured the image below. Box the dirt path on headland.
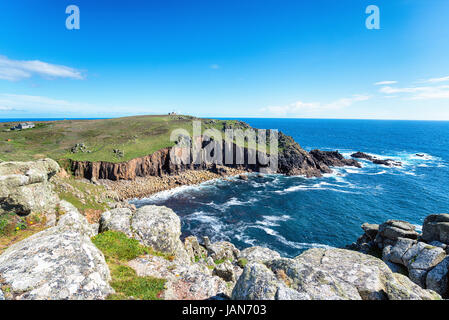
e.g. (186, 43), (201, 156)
(98, 168), (248, 201)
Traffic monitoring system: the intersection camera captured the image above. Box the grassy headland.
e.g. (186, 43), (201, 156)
(0, 115), (257, 164)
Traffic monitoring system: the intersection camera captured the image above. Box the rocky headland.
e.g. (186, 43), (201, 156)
(0, 158), (446, 300)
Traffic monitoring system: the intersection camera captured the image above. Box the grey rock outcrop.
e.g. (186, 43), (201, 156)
(232, 248), (440, 300)
(0, 158), (60, 216)
(0, 201), (113, 300)
(239, 246), (281, 264)
(375, 220), (418, 249)
(213, 260), (236, 282)
(129, 255), (230, 300)
(203, 238), (240, 262)
(99, 205), (190, 262)
(99, 208), (133, 237)
(426, 257), (449, 296)
(184, 236), (208, 263)
(422, 214), (449, 245)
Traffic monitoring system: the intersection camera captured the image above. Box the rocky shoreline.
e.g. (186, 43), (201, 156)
(97, 166), (248, 201)
(0, 158), (446, 300)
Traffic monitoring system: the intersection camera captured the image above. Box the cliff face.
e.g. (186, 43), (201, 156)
(71, 132), (361, 180)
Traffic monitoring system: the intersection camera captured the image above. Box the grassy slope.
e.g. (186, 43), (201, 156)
(0, 115), (256, 163)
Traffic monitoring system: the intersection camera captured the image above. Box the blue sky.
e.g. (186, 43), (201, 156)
(0, 0), (448, 119)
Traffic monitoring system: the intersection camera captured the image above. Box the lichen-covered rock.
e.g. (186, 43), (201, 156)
(213, 260), (236, 282)
(0, 158), (60, 216)
(184, 236), (207, 263)
(376, 220), (418, 244)
(426, 257), (449, 296)
(58, 200), (98, 237)
(232, 262), (284, 300)
(131, 205), (189, 262)
(239, 246), (281, 264)
(361, 223), (379, 240)
(204, 240), (240, 262)
(128, 255), (229, 300)
(383, 238), (416, 265)
(422, 214), (449, 245)
(99, 208), (133, 237)
(0, 201), (113, 300)
(232, 248), (441, 300)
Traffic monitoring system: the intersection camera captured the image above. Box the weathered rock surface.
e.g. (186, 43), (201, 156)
(239, 246), (281, 264)
(422, 214), (449, 245)
(131, 205), (189, 262)
(375, 220), (418, 248)
(184, 236), (207, 263)
(0, 289), (4, 300)
(0, 201), (113, 300)
(426, 257), (449, 296)
(99, 208), (133, 237)
(99, 205), (190, 262)
(213, 260), (236, 282)
(203, 237), (240, 262)
(128, 255), (230, 300)
(0, 158), (60, 216)
(232, 248), (440, 300)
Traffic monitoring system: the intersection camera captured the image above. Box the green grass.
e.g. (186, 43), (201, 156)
(91, 231), (170, 300)
(0, 115), (279, 163)
(237, 257), (248, 268)
(92, 231), (149, 261)
(107, 265), (166, 300)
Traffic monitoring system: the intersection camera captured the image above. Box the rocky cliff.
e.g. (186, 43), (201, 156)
(71, 132), (362, 181)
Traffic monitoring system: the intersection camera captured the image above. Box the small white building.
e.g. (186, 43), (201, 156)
(11, 122), (35, 130)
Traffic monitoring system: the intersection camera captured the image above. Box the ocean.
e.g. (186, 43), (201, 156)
(131, 119), (449, 258)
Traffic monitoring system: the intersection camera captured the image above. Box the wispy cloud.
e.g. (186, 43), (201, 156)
(0, 55), (84, 81)
(210, 64), (220, 69)
(419, 76), (449, 84)
(374, 80), (398, 86)
(0, 93), (155, 116)
(379, 85), (449, 100)
(262, 95), (371, 116)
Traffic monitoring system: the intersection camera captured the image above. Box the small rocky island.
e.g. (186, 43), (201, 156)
(0, 157), (445, 300)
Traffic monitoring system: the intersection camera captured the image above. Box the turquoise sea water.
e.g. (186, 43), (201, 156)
(132, 119), (449, 257)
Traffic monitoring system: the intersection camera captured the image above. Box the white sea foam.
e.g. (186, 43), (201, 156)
(250, 225), (333, 250)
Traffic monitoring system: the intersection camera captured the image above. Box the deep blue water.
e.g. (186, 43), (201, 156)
(130, 119), (447, 257)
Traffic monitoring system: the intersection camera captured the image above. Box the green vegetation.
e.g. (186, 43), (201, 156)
(52, 177), (113, 221)
(0, 115), (278, 163)
(214, 257), (233, 265)
(107, 264), (166, 300)
(237, 257), (248, 268)
(0, 212), (48, 253)
(91, 231), (169, 300)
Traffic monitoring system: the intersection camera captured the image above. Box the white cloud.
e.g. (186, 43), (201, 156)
(262, 95), (371, 116)
(374, 80), (397, 86)
(420, 76), (449, 84)
(210, 64), (220, 69)
(0, 55), (84, 81)
(379, 85), (449, 100)
(0, 93), (156, 115)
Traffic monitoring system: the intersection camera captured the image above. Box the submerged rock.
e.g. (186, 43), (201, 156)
(0, 201), (113, 300)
